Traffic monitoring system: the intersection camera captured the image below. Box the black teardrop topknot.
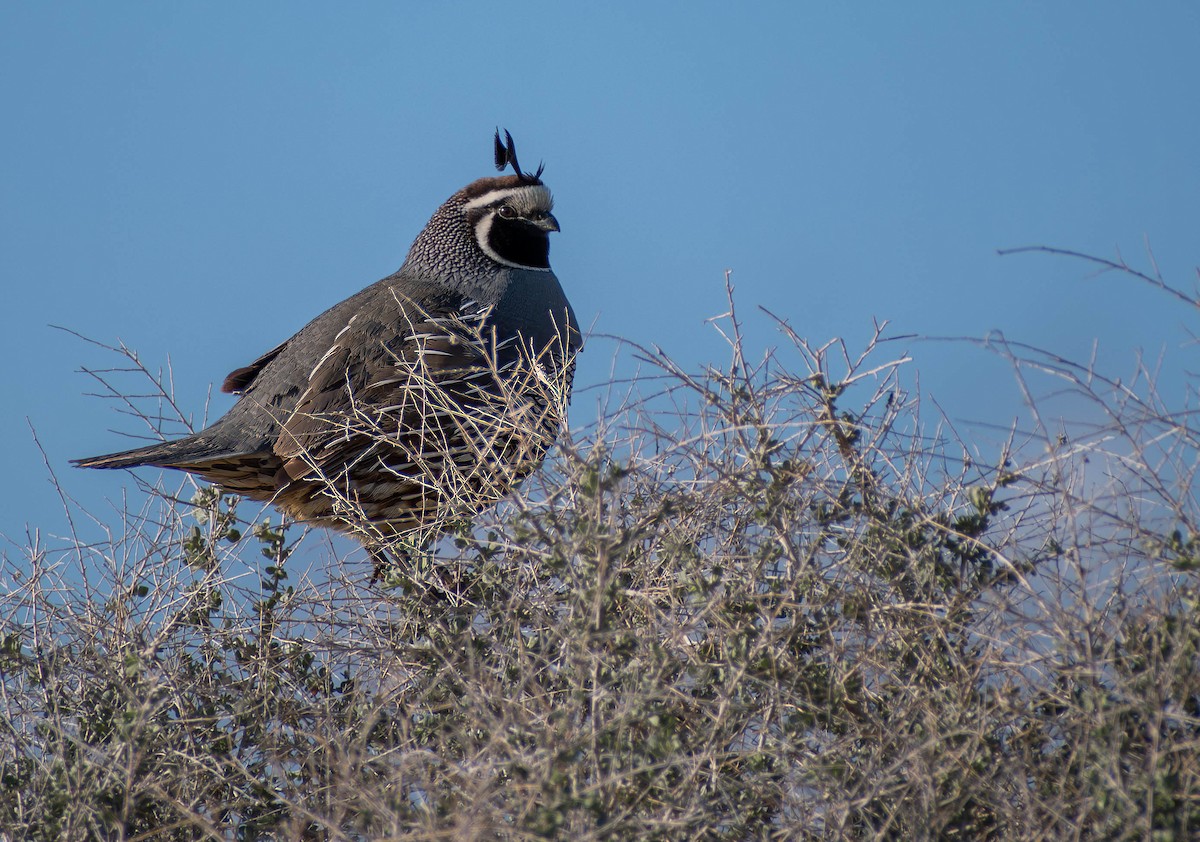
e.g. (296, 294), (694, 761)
(494, 129), (545, 184)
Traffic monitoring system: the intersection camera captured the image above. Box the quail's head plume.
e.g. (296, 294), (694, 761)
(76, 131), (579, 559)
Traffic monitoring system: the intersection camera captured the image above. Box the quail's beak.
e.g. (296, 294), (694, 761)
(534, 212), (560, 233)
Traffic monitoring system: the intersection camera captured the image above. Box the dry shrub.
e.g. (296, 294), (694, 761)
(2, 267), (1197, 841)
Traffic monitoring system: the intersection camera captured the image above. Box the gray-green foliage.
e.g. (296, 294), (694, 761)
(3, 290), (1198, 840)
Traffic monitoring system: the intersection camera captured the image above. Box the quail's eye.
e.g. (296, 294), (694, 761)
(497, 204), (516, 219)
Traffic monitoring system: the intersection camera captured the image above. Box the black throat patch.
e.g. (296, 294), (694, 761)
(486, 216), (551, 269)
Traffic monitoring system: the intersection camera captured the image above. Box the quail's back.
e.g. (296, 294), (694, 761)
(75, 132), (579, 547)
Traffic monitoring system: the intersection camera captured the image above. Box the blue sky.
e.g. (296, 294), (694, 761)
(2, 3), (1198, 548)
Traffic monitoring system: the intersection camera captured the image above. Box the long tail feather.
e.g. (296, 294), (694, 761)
(73, 438), (199, 470)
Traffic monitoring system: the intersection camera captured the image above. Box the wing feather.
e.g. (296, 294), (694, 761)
(274, 294), (485, 483)
(221, 339), (290, 395)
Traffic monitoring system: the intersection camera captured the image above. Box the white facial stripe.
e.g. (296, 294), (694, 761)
(463, 184), (554, 214)
(463, 188), (517, 211)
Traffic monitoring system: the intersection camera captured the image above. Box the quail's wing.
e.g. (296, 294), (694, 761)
(222, 340), (290, 395)
(273, 292), (486, 482)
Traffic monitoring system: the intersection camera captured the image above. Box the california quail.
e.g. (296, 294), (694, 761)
(76, 131), (579, 556)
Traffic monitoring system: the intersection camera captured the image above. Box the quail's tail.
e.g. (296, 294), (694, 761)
(75, 428), (285, 502)
(73, 439), (194, 470)
(73, 433), (237, 471)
